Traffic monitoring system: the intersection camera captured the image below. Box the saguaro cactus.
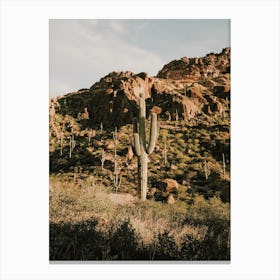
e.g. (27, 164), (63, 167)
(163, 143), (167, 166)
(69, 134), (76, 158)
(132, 93), (158, 201)
(100, 149), (105, 170)
(222, 153), (226, 179)
(113, 127), (121, 193)
(204, 159), (210, 181)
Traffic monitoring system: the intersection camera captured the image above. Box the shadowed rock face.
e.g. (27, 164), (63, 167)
(53, 48), (230, 129)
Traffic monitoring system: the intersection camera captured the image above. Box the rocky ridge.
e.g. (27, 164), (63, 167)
(157, 47), (230, 80)
(50, 48), (230, 129)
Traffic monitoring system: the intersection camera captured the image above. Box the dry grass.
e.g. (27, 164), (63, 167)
(50, 175), (189, 243)
(50, 175), (230, 259)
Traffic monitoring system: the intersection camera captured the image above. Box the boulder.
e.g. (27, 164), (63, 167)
(163, 179), (179, 193)
(170, 164), (178, 170)
(167, 194), (175, 204)
(147, 187), (157, 198)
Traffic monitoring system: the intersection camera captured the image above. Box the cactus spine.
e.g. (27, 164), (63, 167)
(133, 93), (158, 201)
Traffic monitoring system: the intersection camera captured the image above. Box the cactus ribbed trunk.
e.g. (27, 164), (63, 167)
(139, 94), (148, 200)
(139, 153), (148, 200)
(133, 93), (157, 201)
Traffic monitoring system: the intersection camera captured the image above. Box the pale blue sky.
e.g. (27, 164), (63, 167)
(50, 19), (230, 97)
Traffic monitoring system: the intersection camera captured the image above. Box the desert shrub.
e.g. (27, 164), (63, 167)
(154, 232), (179, 260)
(179, 234), (205, 260)
(220, 182), (230, 203)
(177, 186), (190, 201)
(185, 195), (230, 231)
(50, 219), (141, 261)
(49, 219), (104, 260)
(187, 138), (193, 144)
(160, 129), (169, 142)
(179, 231), (229, 260)
(109, 220), (138, 260)
(173, 149), (186, 163)
(177, 138), (187, 149)
(183, 195), (230, 260)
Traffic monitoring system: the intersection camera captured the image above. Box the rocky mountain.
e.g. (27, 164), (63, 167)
(50, 48), (230, 129)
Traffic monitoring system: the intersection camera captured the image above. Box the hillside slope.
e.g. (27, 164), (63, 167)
(49, 48), (230, 203)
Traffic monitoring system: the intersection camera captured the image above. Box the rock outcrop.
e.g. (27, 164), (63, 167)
(167, 194), (175, 204)
(157, 47), (230, 80)
(54, 48), (230, 129)
(162, 179), (179, 193)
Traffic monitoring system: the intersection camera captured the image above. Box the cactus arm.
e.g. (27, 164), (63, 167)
(132, 133), (141, 157)
(139, 93), (147, 148)
(146, 113), (158, 154)
(132, 117), (141, 156)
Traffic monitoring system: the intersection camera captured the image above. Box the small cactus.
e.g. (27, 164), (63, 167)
(163, 143), (167, 166)
(59, 133), (64, 156)
(204, 160), (210, 181)
(222, 153), (226, 178)
(113, 127), (121, 193)
(100, 149), (105, 170)
(175, 109), (179, 123)
(113, 173), (122, 193)
(69, 134), (76, 158)
(132, 93), (158, 201)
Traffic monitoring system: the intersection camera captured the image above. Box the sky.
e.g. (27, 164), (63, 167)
(49, 19), (230, 97)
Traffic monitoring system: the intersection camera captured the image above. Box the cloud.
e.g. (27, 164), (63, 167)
(108, 20), (126, 34)
(49, 20), (164, 97)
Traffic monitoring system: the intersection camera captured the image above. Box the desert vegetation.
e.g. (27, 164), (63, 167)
(49, 48), (230, 261)
(50, 176), (229, 260)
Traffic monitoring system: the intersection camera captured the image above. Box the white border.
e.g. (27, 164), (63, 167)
(0, 0), (279, 279)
